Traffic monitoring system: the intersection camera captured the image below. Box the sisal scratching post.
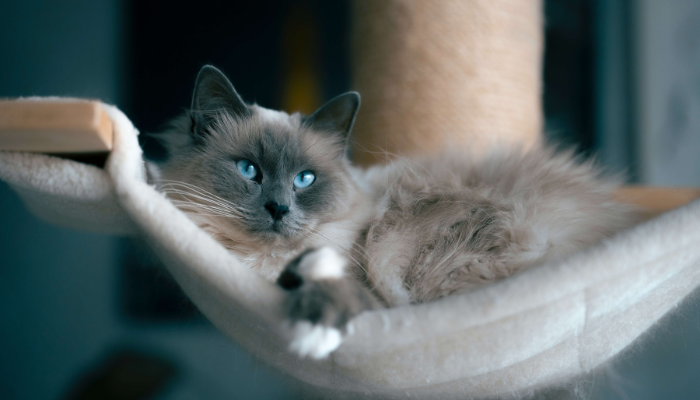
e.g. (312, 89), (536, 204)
(351, 0), (543, 166)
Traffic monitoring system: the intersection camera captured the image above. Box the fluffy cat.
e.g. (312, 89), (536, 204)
(152, 65), (639, 359)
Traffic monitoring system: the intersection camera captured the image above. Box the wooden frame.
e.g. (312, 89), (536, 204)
(0, 100), (112, 153)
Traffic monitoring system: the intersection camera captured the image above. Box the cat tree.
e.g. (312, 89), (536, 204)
(1, 1), (700, 398)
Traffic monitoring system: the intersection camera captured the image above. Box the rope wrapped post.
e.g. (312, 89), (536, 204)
(351, 0), (543, 165)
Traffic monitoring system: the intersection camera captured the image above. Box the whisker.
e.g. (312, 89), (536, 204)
(158, 180), (246, 211)
(158, 186), (250, 218)
(159, 186), (240, 210)
(162, 190), (245, 215)
(169, 203), (248, 222)
(156, 180), (255, 223)
(169, 201), (240, 216)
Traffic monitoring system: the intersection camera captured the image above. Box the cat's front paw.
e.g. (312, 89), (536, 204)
(288, 321), (343, 360)
(277, 247), (379, 359)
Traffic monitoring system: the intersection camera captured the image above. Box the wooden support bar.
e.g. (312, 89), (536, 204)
(0, 99), (112, 153)
(615, 186), (700, 218)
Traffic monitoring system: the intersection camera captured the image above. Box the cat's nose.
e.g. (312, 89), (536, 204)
(265, 201), (290, 221)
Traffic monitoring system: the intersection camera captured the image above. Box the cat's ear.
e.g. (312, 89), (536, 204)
(190, 65), (248, 138)
(304, 92), (360, 143)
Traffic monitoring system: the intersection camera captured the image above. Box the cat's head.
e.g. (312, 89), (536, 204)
(156, 65), (362, 246)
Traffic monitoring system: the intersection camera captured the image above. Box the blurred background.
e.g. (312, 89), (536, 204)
(1, 0), (700, 399)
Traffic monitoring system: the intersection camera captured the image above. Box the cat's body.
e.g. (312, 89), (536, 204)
(153, 66), (638, 359)
(355, 148), (635, 306)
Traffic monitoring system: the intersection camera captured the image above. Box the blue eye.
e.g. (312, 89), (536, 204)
(236, 160), (258, 180)
(294, 171), (315, 188)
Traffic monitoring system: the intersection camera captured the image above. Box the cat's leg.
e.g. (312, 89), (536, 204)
(276, 247), (382, 359)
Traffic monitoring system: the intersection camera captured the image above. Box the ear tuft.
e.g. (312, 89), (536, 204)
(304, 92), (361, 144)
(190, 65), (249, 139)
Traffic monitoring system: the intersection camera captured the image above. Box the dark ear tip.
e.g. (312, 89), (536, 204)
(196, 65), (224, 81)
(199, 64), (219, 72)
(344, 91), (361, 106)
(326, 92), (360, 116)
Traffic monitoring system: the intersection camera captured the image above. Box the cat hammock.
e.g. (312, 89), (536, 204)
(2, 1), (700, 398)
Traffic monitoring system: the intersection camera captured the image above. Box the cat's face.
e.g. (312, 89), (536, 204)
(158, 66), (361, 245)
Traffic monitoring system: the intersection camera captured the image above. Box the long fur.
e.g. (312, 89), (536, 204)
(152, 66), (640, 358)
(155, 108), (638, 305)
(358, 147), (637, 305)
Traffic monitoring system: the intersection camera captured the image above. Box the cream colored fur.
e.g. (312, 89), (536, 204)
(358, 147), (637, 305)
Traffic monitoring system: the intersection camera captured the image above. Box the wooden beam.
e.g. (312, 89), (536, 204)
(0, 99), (112, 153)
(615, 186), (700, 218)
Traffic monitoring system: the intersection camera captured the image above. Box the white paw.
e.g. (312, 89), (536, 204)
(297, 246), (346, 280)
(288, 321), (343, 359)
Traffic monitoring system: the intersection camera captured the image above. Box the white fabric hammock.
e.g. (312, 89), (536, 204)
(2, 103), (700, 398)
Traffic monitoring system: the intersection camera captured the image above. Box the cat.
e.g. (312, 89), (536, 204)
(152, 65), (639, 359)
